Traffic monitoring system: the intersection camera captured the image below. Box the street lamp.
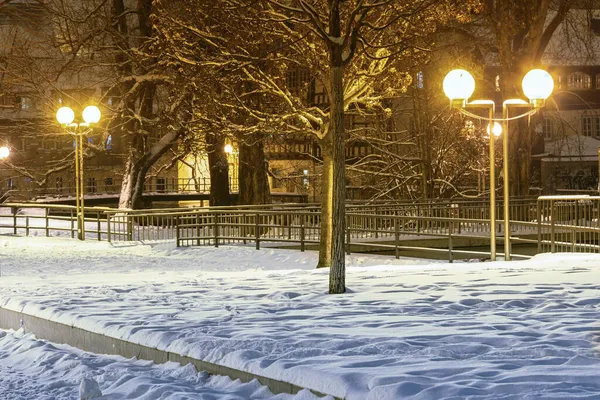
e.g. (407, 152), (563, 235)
(56, 105), (101, 240)
(0, 146), (9, 160)
(444, 68), (553, 261)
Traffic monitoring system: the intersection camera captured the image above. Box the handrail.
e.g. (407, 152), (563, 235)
(2, 196), (596, 261)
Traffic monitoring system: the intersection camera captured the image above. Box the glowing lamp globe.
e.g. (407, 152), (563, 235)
(487, 122), (502, 137)
(224, 144), (233, 154)
(82, 105), (101, 124)
(0, 146), (9, 159)
(522, 69), (554, 102)
(443, 69), (475, 101)
(56, 106), (75, 125)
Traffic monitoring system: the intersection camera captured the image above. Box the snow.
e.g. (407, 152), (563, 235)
(1, 236), (600, 399)
(0, 329), (324, 400)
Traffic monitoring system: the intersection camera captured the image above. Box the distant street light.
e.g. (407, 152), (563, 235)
(56, 105), (101, 240)
(443, 68), (553, 261)
(487, 122), (503, 138)
(0, 146), (9, 160)
(224, 144), (233, 154)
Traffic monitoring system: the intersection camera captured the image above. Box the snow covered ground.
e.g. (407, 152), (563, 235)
(0, 329), (323, 400)
(1, 235), (600, 399)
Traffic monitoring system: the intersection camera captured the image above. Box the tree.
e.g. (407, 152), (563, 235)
(249, 0), (480, 293)
(484, 0), (573, 195)
(155, 0), (479, 293)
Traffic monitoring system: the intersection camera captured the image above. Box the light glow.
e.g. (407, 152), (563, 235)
(224, 144), (233, 154)
(56, 107), (75, 125)
(82, 105), (101, 124)
(0, 146), (9, 159)
(443, 69), (475, 101)
(487, 122), (502, 137)
(522, 69), (554, 101)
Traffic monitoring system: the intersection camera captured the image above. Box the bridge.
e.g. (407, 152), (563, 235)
(4, 177), (308, 206)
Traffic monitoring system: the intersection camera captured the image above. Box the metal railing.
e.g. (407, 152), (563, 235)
(2, 196), (597, 261)
(12, 177), (240, 200)
(536, 196), (600, 253)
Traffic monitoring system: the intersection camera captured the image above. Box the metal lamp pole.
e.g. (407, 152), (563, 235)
(443, 69), (553, 261)
(56, 106), (101, 241)
(465, 100), (498, 260)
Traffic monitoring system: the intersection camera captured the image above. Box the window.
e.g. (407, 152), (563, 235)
(582, 116), (600, 138)
(415, 71), (424, 89)
(271, 169), (283, 189)
(19, 96), (33, 110)
(543, 117), (553, 139)
(106, 135), (112, 150)
(156, 177), (166, 193)
(567, 72), (592, 89)
(591, 18), (600, 36)
(104, 177), (114, 192)
(86, 177), (97, 194)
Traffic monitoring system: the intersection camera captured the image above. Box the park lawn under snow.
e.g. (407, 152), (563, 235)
(1, 236), (600, 399)
(0, 329), (324, 400)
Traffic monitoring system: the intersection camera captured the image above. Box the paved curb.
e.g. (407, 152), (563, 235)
(0, 306), (340, 399)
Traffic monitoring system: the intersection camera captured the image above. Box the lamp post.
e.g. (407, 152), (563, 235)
(56, 105), (101, 240)
(224, 143), (238, 191)
(443, 68), (553, 261)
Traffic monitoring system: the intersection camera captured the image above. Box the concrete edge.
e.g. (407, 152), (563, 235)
(0, 306), (341, 400)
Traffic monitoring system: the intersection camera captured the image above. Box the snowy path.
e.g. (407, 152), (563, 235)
(0, 329), (325, 400)
(1, 236), (600, 399)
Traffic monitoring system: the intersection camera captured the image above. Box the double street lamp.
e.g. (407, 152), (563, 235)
(56, 105), (101, 240)
(443, 68), (554, 261)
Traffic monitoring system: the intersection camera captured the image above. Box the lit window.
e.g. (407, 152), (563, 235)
(416, 71), (424, 89)
(582, 116), (594, 137)
(106, 135), (112, 150)
(568, 72), (591, 89)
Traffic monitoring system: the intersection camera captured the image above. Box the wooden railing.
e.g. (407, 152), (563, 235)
(2, 196), (597, 261)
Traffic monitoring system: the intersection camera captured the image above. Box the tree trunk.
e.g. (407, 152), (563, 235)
(327, 0), (346, 294)
(317, 147), (333, 269)
(239, 133), (271, 205)
(206, 132), (231, 206)
(118, 127), (183, 209)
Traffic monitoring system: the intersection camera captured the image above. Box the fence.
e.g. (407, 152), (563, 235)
(536, 196), (600, 253)
(1, 196), (598, 261)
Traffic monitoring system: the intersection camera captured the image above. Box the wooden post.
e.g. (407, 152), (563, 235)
(394, 214), (400, 259)
(196, 213), (200, 246)
(214, 212), (219, 248)
(97, 211), (101, 241)
(176, 215), (180, 247)
(107, 213), (112, 243)
(550, 200), (555, 253)
(255, 212), (260, 250)
(12, 206), (17, 235)
(537, 200), (541, 254)
(448, 222), (454, 263)
(300, 213), (305, 252)
(45, 208), (49, 237)
(127, 214), (133, 241)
